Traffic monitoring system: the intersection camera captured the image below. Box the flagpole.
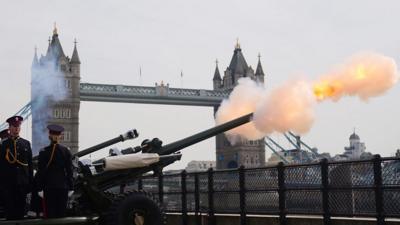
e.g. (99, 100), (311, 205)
(180, 70), (183, 88)
(139, 66), (142, 85)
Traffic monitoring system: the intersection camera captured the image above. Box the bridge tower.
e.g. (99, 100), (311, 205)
(31, 27), (80, 154)
(213, 42), (266, 169)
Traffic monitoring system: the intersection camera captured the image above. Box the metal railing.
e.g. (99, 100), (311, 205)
(135, 155), (400, 225)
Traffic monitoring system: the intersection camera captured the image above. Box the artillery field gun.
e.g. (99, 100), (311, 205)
(1, 113), (252, 225)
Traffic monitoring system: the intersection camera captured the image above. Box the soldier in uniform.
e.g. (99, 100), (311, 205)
(36, 124), (73, 218)
(0, 116), (33, 220)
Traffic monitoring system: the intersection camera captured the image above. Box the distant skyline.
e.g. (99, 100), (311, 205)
(0, 1), (399, 169)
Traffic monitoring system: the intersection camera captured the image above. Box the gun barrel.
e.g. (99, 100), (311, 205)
(121, 146), (141, 154)
(75, 129), (139, 158)
(159, 113), (253, 155)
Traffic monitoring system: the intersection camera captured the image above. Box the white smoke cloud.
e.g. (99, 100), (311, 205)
(216, 78), (316, 141)
(31, 56), (68, 154)
(215, 78), (265, 142)
(254, 80), (316, 135)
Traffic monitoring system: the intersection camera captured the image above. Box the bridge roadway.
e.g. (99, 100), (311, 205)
(80, 83), (230, 106)
(0, 83), (229, 131)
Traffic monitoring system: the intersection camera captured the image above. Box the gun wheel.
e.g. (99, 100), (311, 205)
(105, 190), (166, 225)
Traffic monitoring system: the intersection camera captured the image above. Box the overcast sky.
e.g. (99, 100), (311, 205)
(1, 0), (399, 169)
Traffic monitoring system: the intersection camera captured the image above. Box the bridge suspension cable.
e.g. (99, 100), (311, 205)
(284, 131), (319, 157)
(0, 102), (32, 131)
(265, 132), (320, 164)
(264, 137), (290, 164)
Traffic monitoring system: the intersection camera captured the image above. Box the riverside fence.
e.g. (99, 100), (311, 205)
(132, 155), (399, 225)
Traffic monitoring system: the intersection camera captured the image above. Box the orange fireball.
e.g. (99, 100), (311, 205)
(313, 82), (336, 100)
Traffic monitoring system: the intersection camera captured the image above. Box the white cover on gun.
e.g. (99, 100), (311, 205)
(104, 153), (160, 171)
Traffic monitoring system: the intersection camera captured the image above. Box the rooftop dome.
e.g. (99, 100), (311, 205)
(349, 132), (360, 140)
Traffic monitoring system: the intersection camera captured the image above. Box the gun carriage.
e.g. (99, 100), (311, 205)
(60, 113), (252, 225)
